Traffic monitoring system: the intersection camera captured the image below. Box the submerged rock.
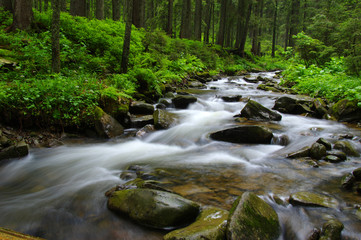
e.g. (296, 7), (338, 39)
(240, 100), (282, 122)
(153, 109), (178, 129)
(107, 189), (200, 229)
(227, 192), (280, 240)
(0, 141), (29, 161)
(221, 95), (242, 102)
(164, 206), (228, 240)
(172, 95), (198, 109)
(319, 219), (344, 240)
(333, 141), (360, 157)
(0, 227), (44, 240)
(289, 192), (338, 208)
(210, 126), (273, 144)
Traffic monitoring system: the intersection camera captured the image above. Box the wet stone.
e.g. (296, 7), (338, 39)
(327, 150), (347, 161)
(341, 173), (355, 190)
(210, 126), (273, 144)
(324, 155), (343, 163)
(310, 142), (327, 160)
(287, 146), (311, 159)
(220, 95), (242, 102)
(333, 141), (360, 157)
(289, 192), (339, 208)
(352, 167), (361, 180)
(316, 138), (332, 150)
(319, 219), (344, 240)
(356, 183), (361, 195)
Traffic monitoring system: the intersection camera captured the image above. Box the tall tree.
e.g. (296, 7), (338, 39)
(44, 0), (48, 11)
(166, 0), (173, 36)
(52, 0), (61, 73)
(112, 0), (121, 21)
(133, 0), (144, 28)
(288, 0), (300, 47)
(96, 0), (104, 19)
(217, 0), (228, 46)
(11, 0), (33, 31)
(180, 0), (191, 39)
(1, 0), (14, 13)
(60, 0), (66, 11)
(204, 0), (212, 43)
(121, 0), (133, 73)
(194, 0), (202, 40)
(70, 0), (86, 17)
(237, 1), (252, 56)
(272, 0), (278, 57)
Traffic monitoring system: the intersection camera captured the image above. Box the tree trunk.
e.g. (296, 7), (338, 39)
(96, 0), (104, 19)
(288, 0), (300, 47)
(1, 0), (14, 13)
(180, 0), (191, 39)
(204, 0), (212, 43)
(11, 0), (33, 31)
(52, 0), (61, 73)
(132, 0), (144, 28)
(217, 0), (228, 46)
(112, 0), (121, 20)
(194, 0), (202, 41)
(284, 0), (291, 50)
(271, 0), (278, 57)
(238, 1), (252, 56)
(121, 0), (133, 73)
(235, 0), (246, 48)
(166, 0), (173, 36)
(61, 0), (66, 11)
(70, 0), (86, 17)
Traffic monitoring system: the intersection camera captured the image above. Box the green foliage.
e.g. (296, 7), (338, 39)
(294, 32), (334, 67)
(282, 58), (361, 105)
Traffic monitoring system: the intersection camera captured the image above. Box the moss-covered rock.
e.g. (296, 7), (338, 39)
(333, 141), (360, 157)
(310, 143), (327, 160)
(319, 219), (344, 240)
(129, 101), (155, 115)
(240, 100), (282, 122)
(331, 99), (361, 122)
(313, 98), (329, 118)
(0, 227), (44, 240)
(289, 192), (339, 208)
(227, 192), (280, 240)
(164, 206), (228, 240)
(327, 150), (347, 161)
(107, 189), (200, 229)
(286, 146), (311, 159)
(352, 167), (361, 180)
(0, 141), (29, 161)
(153, 109), (178, 129)
(172, 95), (198, 109)
(273, 96), (313, 115)
(341, 173), (355, 190)
(93, 107), (124, 138)
(324, 155), (343, 163)
(210, 126), (273, 144)
(316, 138), (332, 150)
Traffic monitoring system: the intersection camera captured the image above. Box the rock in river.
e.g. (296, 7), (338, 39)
(153, 109), (178, 129)
(0, 227), (44, 240)
(129, 101), (155, 115)
(93, 107), (124, 138)
(227, 192), (280, 240)
(164, 206), (228, 240)
(210, 126), (273, 144)
(333, 141), (360, 157)
(240, 100), (282, 121)
(289, 192), (338, 208)
(0, 141), (29, 161)
(319, 219), (344, 240)
(107, 189), (200, 229)
(172, 95), (198, 109)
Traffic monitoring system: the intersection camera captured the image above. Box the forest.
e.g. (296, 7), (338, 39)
(0, 0), (360, 129)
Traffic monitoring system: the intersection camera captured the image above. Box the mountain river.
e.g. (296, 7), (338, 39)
(0, 72), (360, 239)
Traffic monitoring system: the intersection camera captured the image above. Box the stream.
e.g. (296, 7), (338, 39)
(0, 72), (360, 239)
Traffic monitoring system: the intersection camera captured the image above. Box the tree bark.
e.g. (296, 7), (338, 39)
(272, 0), (278, 57)
(194, 0), (202, 41)
(70, 0), (86, 17)
(217, 0), (228, 46)
(180, 0), (191, 39)
(238, 1), (252, 56)
(96, 0), (104, 19)
(52, 0), (61, 73)
(11, 0), (33, 31)
(132, 0), (144, 28)
(1, 0), (14, 13)
(112, 0), (121, 20)
(204, 0), (212, 43)
(121, 0), (133, 73)
(60, 0), (66, 11)
(289, 0), (300, 47)
(166, 0), (173, 36)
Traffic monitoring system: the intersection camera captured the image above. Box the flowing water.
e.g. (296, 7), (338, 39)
(0, 72), (361, 239)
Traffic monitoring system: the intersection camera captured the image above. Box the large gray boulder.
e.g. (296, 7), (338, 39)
(164, 206), (228, 240)
(240, 100), (282, 121)
(94, 107), (124, 138)
(172, 95), (197, 109)
(107, 189), (200, 229)
(0, 141), (29, 161)
(210, 126), (273, 144)
(153, 109), (178, 129)
(129, 101), (155, 115)
(227, 192), (280, 240)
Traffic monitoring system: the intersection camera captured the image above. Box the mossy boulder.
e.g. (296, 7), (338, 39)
(327, 150), (347, 161)
(352, 167), (361, 180)
(341, 173), (355, 190)
(172, 95), (198, 109)
(324, 155), (343, 163)
(333, 141), (359, 157)
(210, 126), (273, 144)
(0, 141), (29, 161)
(107, 189), (200, 229)
(313, 98), (329, 118)
(286, 146), (311, 159)
(273, 96), (313, 115)
(289, 192), (339, 208)
(319, 219), (344, 240)
(129, 101), (155, 115)
(93, 107), (124, 138)
(331, 99), (361, 122)
(164, 206), (229, 240)
(316, 138), (332, 150)
(310, 143), (327, 160)
(240, 100), (282, 122)
(227, 192), (280, 240)
(153, 109), (178, 129)
(0, 227), (44, 240)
